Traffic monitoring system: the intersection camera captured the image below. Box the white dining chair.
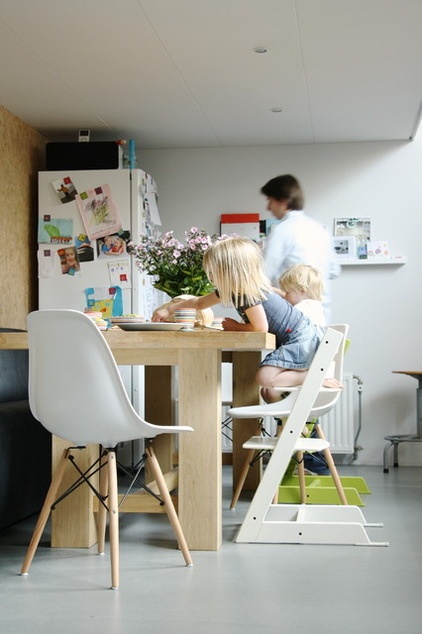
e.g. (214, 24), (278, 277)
(20, 309), (193, 589)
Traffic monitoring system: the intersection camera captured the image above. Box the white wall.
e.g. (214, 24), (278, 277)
(139, 138), (422, 466)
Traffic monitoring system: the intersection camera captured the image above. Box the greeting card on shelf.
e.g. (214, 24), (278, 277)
(367, 241), (390, 259)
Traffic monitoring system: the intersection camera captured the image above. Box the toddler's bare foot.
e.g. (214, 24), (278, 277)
(322, 378), (343, 389)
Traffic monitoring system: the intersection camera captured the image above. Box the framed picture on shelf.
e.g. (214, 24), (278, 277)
(333, 236), (356, 259)
(334, 217), (371, 241)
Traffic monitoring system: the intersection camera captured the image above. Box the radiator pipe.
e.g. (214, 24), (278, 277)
(349, 374), (364, 463)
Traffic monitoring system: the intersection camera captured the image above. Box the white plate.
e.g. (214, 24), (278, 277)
(117, 322), (184, 331)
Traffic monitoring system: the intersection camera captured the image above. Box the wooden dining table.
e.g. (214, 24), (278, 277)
(0, 327), (275, 551)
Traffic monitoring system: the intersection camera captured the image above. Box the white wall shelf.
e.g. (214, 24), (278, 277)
(339, 256), (406, 266)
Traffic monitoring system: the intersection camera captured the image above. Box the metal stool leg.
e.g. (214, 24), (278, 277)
(393, 442), (399, 467)
(383, 440), (394, 473)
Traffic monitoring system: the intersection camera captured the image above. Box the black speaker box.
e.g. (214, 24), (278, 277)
(46, 141), (121, 170)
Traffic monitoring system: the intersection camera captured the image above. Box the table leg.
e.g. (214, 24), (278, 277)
(178, 348), (222, 550)
(232, 351), (263, 491)
(145, 366), (175, 474)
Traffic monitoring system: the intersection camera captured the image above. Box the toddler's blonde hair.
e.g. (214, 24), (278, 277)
(203, 237), (272, 307)
(279, 264), (323, 300)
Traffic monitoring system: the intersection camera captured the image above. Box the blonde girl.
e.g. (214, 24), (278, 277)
(152, 237), (325, 402)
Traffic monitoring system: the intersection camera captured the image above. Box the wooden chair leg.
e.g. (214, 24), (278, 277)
(271, 423), (285, 504)
(315, 425), (348, 505)
(107, 451), (119, 590)
(230, 447), (256, 509)
(296, 451), (307, 503)
(231, 419), (271, 509)
(97, 450), (108, 556)
(271, 485), (279, 504)
(145, 443), (193, 566)
(21, 449), (69, 575)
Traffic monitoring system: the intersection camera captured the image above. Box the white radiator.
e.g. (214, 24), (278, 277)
(222, 372), (356, 455)
(319, 372), (355, 454)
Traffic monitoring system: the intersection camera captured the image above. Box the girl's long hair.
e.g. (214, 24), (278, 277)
(203, 237), (272, 307)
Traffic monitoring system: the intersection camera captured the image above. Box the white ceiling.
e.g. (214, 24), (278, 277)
(1, 0), (421, 150)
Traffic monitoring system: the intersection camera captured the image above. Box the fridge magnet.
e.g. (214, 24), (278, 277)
(52, 176), (78, 204)
(38, 216), (73, 245)
(75, 184), (122, 241)
(75, 234), (94, 263)
(333, 236), (356, 259)
(97, 232), (127, 257)
(57, 246), (80, 275)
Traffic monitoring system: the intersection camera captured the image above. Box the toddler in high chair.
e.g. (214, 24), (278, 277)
(279, 264), (342, 389)
(279, 263), (325, 326)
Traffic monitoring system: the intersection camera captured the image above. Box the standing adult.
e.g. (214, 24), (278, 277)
(261, 174), (340, 325)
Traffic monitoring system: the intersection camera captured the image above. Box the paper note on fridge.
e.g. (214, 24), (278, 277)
(38, 216), (73, 244)
(75, 184), (122, 241)
(38, 247), (56, 278)
(144, 193), (161, 226)
(84, 286), (123, 318)
(107, 260), (131, 289)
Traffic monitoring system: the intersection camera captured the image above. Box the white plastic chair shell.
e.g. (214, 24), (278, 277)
(27, 309), (193, 447)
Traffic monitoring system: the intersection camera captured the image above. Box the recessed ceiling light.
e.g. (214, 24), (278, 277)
(270, 106), (283, 113)
(253, 46), (269, 54)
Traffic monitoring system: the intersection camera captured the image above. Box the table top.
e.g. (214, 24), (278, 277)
(105, 327), (275, 351)
(393, 371), (422, 380)
(0, 328), (276, 352)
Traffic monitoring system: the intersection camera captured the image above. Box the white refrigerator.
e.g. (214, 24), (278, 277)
(37, 167), (161, 427)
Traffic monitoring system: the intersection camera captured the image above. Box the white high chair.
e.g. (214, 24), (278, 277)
(232, 327), (387, 546)
(228, 324), (349, 509)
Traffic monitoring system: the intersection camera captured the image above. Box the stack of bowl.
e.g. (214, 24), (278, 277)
(173, 308), (197, 330)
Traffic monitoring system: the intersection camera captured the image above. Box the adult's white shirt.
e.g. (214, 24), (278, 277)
(263, 210), (340, 324)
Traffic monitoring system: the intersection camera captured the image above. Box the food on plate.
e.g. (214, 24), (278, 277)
(93, 317), (108, 330)
(110, 314), (145, 322)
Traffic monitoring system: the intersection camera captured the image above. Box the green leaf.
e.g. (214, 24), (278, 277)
(43, 224), (61, 237)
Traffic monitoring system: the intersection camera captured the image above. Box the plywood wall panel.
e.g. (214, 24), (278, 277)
(0, 106), (47, 329)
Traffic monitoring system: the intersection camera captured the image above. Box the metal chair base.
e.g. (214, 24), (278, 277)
(383, 434), (422, 473)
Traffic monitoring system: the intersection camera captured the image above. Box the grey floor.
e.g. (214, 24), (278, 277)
(1, 464), (421, 634)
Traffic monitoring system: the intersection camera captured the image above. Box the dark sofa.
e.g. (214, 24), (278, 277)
(0, 328), (51, 531)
